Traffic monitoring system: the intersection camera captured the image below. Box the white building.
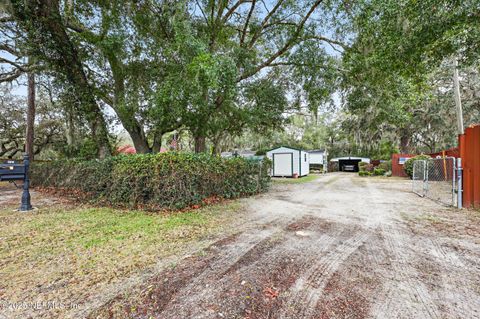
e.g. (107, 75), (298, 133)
(266, 146), (309, 177)
(308, 149), (327, 165)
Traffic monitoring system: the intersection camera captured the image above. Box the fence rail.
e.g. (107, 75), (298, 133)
(412, 157), (457, 206)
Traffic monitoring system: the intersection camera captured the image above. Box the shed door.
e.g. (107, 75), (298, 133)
(273, 153), (293, 176)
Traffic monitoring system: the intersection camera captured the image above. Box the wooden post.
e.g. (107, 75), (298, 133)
(442, 150), (447, 181)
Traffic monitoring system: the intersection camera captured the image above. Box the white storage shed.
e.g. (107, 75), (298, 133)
(308, 149), (326, 165)
(266, 146), (309, 177)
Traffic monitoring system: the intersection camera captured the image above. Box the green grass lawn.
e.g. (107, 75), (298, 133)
(272, 174), (321, 184)
(0, 201), (241, 317)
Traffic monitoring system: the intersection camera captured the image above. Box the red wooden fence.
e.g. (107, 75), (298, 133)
(391, 153), (416, 177)
(459, 125), (480, 208)
(429, 147), (460, 158)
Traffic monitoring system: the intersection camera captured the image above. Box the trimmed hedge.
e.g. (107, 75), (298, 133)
(373, 168), (386, 176)
(31, 153), (271, 210)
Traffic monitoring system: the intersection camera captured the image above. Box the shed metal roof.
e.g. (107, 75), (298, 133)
(266, 146), (306, 152)
(330, 156), (370, 162)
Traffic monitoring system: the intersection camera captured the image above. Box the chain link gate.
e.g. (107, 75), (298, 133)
(412, 160), (427, 197)
(412, 157), (457, 206)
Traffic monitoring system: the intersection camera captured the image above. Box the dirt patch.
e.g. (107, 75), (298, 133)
(404, 208), (480, 243)
(89, 252), (218, 318)
(0, 182), (74, 210)
(313, 232), (388, 319)
(285, 215), (335, 232)
(222, 235), (283, 277)
(235, 253), (306, 319)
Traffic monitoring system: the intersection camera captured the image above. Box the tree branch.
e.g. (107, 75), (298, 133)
(0, 43), (20, 56)
(240, 0), (256, 46)
(0, 68), (23, 83)
(0, 57), (27, 71)
(303, 35), (348, 51)
(222, 0), (252, 24)
(0, 16), (14, 23)
(238, 0), (324, 81)
(247, 0), (286, 48)
(195, 0), (209, 26)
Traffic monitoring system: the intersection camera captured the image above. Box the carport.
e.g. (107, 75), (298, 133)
(339, 158), (362, 172)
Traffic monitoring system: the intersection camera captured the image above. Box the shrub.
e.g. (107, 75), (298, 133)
(378, 160), (392, 172)
(255, 149), (267, 156)
(403, 154), (431, 178)
(373, 168), (386, 176)
(358, 171), (372, 177)
(358, 162), (368, 171)
(359, 163), (374, 172)
(31, 153), (271, 210)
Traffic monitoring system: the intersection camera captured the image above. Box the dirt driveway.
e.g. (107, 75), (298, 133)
(85, 173), (479, 318)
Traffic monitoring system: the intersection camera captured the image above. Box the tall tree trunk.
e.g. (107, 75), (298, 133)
(151, 131), (162, 153)
(66, 106), (75, 146)
(194, 135), (206, 153)
(105, 51), (151, 154)
(128, 127), (150, 153)
(399, 130), (411, 154)
(25, 70), (35, 160)
(91, 114), (110, 159)
(11, 0), (111, 158)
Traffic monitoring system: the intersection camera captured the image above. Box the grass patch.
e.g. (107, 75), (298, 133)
(0, 201), (241, 317)
(400, 211), (443, 223)
(272, 174), (321, 184)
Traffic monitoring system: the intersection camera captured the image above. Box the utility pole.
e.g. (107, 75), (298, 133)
(453, 58), (464, 209)
(453, 58), (464, 135)
(25, 68), (36, 160)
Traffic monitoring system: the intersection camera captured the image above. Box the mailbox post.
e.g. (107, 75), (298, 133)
(20, 154), (32, 211)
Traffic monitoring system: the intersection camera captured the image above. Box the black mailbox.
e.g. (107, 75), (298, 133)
(0, 163), (26, 182)
(0, 155), (32, 211)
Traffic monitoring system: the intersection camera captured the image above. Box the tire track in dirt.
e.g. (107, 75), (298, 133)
(313, 230), (389, 319)
(87, 229), (279, 319)
(155, 228), (283, 316)
(371, 224), (442, 319)
(279, 229), (370, 318)
(209, 217), (350, 319)
(415, 237), (480, 318)
(157, 216), (346, 319)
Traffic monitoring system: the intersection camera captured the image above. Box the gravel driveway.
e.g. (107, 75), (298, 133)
(90, 173), (480, 319)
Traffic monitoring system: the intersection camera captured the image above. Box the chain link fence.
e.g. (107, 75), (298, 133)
(412, 157), (457, 206)
(412, 160), (427, 197)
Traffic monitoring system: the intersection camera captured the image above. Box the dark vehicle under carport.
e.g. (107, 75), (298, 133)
(339, 159), (362, 172)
